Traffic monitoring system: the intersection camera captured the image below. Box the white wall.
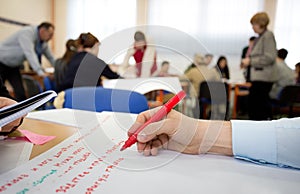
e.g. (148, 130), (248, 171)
(0, 0), (284, 78)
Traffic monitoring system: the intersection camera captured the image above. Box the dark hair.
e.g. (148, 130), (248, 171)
(277, 48), (288, 60)
(161, 61), (169, 67)
(249, 36), (256, 41)
(38, 22), (54, 30)
(77, 32), (99, 48)
(134, 31), (146, 41)
(216, 56), (230, 79)
(62, 39), (79, 64)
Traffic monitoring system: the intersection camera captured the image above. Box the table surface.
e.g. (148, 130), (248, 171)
(0, 109), (299, 194)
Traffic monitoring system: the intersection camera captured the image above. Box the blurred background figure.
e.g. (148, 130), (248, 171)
(157, 61), (177, 77)
(54, 39), (80, 92)
(59, 32), (120, 91)
(241, 36), (256, 82)
(269, 48), (295, 100)
(241, 12), (277, 120)
(0, 22), (55, 101)
(215, 56), (230, 80)
(295, 62), (300, 84)
(183, 53), (220, 118)
(120, 31), (157, 78)
(204, 53), (214, 68)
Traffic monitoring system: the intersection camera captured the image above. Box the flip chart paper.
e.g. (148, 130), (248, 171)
(0, 112), (179, 193)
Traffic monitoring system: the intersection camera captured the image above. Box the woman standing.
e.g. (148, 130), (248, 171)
(241, 12), (277, 120)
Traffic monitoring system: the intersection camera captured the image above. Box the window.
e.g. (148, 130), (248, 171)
(67, 0), (136, 42)
(274, 0), (300, 69)
(147, 0), (263, 55)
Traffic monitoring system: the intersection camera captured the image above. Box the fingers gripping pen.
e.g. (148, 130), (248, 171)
(120, 90), (186, 151)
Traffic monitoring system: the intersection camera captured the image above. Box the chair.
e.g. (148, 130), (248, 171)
(22, 75), (43, 98)
(272, 85), (300, 117)
(59, 87), (149, 114)
(231, 82), (251, 119)
(43, 76), (57, 109)
(43, 76), (56, 92)
(198, 81), (229, 120)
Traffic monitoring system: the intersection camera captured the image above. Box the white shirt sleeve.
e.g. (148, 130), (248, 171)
(231, 117), (300, 169)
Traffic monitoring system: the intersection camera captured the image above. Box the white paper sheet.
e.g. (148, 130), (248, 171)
(0, 111), (299, 194)
(0, 112), (181, 193)
(103, 77), (182, 94)
(0, 140), (32, 174)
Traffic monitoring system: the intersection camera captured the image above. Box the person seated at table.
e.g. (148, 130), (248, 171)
(157, 61), (178, 77)
(215, 55), (230, 80)
(184, 53), (220, 99)
(120, 31), (158, 78)
(269, 48), (295, 100)
(182, 53), (220, 118)
(59, 32), (120, 91)
(204, 53), (215, 68)
(184, 53), (213, 73)
(54, 39), (80, 92)
(128, 107), (300, 169)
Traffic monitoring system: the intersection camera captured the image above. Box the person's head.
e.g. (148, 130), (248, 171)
(66, 39), (79, 52)
(295, 62), (300, 74)
(250, 12), (270, 34)
(76, 32), (100, 56)
(216, 56), (228, 69)
(249, 36), (256, 46)
(134, 31), (146, 49)
(38, 22), (55, 42)
(62, 39), (79, 63)
(193, 53), (205, 66)
(204, 54), (213, 65)
(160, 61), (170, 73)
(277, 48), (288, 60)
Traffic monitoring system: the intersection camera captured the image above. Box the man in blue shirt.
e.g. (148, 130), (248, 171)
(0, 22), (55, 101)
(128, 108), (300, 169)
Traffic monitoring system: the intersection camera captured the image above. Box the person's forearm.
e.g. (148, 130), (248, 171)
(200, 120), (233, 156)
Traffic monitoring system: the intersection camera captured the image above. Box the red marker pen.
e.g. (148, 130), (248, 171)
(120, 90), (186, 151)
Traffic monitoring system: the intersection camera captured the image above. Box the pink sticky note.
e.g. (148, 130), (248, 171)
(19, 130), (56, 145)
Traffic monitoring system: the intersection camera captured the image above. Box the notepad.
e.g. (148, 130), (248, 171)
(0, 90), (57, 128)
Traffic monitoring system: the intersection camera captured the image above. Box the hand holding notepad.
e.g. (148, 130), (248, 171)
(0, 90), (57, 136)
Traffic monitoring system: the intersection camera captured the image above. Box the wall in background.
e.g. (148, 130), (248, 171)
(1, 0), (297, 79)
(0, 0), (67, 59)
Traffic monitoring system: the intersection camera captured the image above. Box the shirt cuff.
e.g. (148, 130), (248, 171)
(231, 120), (277, 165)
(36, 69), (45, 76)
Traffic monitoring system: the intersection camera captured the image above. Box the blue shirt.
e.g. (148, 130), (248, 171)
(231, 117), (300, 169)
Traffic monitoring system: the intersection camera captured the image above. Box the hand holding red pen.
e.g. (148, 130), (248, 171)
(120, 91), (186, 151)
(121, 91), (206, 153)
(126, 107), (204, 156)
